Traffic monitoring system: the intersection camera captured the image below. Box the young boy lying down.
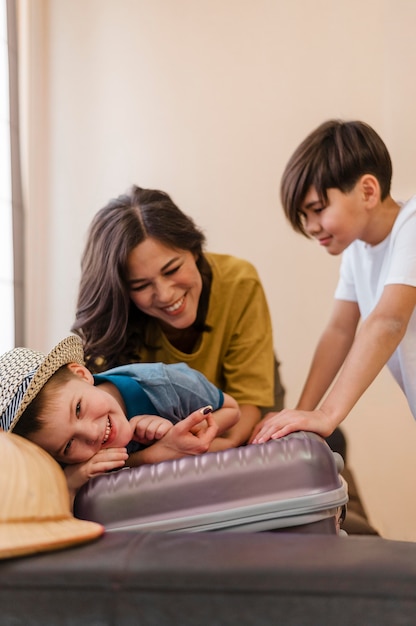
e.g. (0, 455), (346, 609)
(0, 335), (239, 501)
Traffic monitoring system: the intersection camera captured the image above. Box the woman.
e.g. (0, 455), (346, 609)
(72, 185), (285, 449)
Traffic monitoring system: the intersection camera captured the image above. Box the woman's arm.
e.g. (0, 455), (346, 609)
(212, 271), (277, 446)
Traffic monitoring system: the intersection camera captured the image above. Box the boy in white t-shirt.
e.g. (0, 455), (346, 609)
(251, 119), (416, 443)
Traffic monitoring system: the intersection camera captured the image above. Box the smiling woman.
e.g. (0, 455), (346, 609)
(126, 237), (204, 343)
(72, 185), (285, 449)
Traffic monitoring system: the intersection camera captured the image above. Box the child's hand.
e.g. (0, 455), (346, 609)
(130, 414), (174, 444)
(64, 447), (128, 493)
(160, 409), (218, 456)
(249, 408), (334, 443)
(126, 410), (220, 466)
(188, 405), (213, 435)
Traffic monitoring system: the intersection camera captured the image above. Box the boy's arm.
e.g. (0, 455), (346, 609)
(252, 284), (416, 441)
(128, 394), (240, 461)
(126, 411), (219, 466)
(200, 392), (243, 451)
(64, 447), (129, 507)
(159, 363), (244, 448)
(318, 283), (416, 425)
(195, 391), (254, 449)
(295, 299), (360, 410)
(249, 299), (359, 442)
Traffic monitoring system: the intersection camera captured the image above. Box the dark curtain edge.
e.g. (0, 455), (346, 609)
(6, 0), (25, 347)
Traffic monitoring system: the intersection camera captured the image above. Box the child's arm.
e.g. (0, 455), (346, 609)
(252, 283), (416, 442)
(249, 299), (359, 442)
(294, 299), (360, 411)
(126, 410), (219, 466)
(203, 392), (242, 451)
(129, 398), (240, 444)
(64, 447), (128, 505)
(64, 406), (235, 502)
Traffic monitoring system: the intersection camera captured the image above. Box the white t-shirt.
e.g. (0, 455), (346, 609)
(334, 195), (416, 418)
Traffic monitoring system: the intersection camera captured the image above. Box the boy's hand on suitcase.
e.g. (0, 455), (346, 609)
(64, 447), (129, 493)
(130, 414), (174, 444)
(249, 408), (334, 443)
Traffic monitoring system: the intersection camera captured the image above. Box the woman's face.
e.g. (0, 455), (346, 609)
(126, 237), (203, 330)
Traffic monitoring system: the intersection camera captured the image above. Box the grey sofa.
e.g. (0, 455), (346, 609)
(1, 531), (415, 625)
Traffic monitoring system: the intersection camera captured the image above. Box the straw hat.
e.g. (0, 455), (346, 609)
(0, 335), (84, 433)
(0, 431), (104, 559)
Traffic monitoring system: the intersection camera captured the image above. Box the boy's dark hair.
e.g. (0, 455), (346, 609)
(13, 365), (76, 438)
(280, 120), (393, 236)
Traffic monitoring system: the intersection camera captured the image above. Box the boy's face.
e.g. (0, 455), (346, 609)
(29, 365), (133, 464)
(300, 183), (371, 255)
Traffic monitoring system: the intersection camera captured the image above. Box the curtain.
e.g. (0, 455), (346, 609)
(7, 0), (24, 346)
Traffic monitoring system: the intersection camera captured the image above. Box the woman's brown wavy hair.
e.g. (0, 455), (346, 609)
(71, 186), (210, 371)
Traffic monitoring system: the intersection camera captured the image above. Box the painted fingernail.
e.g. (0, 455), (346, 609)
(200, 405), (213, 415)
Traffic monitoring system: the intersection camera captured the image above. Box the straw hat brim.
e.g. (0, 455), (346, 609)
(9, 335), (85, 431)
(0, 517), (104, 560)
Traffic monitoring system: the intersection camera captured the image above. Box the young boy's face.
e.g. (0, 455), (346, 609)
(29, 364), (133, 465)
(300, 183), (371, 255)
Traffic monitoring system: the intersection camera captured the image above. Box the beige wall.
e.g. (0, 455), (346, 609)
(19, 0), (416, 540)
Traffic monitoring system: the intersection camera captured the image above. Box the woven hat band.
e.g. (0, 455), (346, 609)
(0, 335), (84, 432)
(0, 370), (36, 432)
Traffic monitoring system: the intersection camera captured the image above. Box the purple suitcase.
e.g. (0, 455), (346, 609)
(74, 431), (348, 534)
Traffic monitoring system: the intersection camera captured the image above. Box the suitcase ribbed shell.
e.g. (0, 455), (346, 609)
(74, 432), (348, 534)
